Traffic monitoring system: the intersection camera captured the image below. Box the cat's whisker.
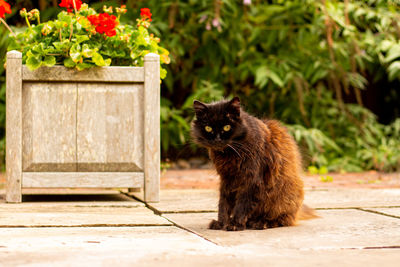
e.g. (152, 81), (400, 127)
(231, 142), (254, 158)
(230, 144), (249, 159)
(227, 144), (242, 160)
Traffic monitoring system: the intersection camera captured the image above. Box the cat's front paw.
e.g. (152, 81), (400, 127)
(247, 221), (267, 230)
(209, 219), (224, 230)
(226, 224), (245, 231)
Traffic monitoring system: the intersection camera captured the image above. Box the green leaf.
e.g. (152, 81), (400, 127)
(63, 58), (76, 68)
(130, 49), (142, 60)
(53, 40), (70, 51)
(319, 166), (328, 175)
(8, 38), (21, 51)
(255, 66), (269, 88)
(92, 52), (106, 66)
(57, 11), (72, 24)
(160, 68), (167, 79)
(82, 44), (96, 58)
(385, 45), (400, 63)
(70, 44), (82, 63)
(388, 61), (400, 81)
(76, 62), (93, 71)
(255, 66), (284, 88)
(43, 56), (56, 67)
(74, 35), (90, 44)
(136, 26), (150, 46)
(266, 70), (284, 87)
(320, 176), (333, 183)
(26, 55), (41, 71)
(31, 43), (46, 55)
(307, 166), (319, 175)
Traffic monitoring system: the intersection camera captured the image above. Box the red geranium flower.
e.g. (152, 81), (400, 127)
(0, 0), (11, 19)
(140, 8), (152, 22)
(88, 13), (118, 37)
(59, 0), (82, 13)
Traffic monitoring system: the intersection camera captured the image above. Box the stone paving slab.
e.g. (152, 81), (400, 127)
(0, 226), (220, 266)
(145, 189), (218, 213)
(164, 209), (400, 249)
(1, 226), (400, 266)
(305, 189), (400, 208)
(148, 188), (400, 214)
(0, 200), (171, 227)
(362, 208), (400, 218)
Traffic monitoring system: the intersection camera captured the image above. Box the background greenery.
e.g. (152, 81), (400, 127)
(1, 0), (400, 172)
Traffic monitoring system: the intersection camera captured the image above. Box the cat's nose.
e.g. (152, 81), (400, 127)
(215, 134), (221, 141)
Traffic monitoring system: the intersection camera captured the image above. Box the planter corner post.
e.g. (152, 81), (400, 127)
(143, 53), (160, 203)
(6, 50), (23, 203)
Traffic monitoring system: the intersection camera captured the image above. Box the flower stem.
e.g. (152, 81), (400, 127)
(0, 18), (17, 38)
(24, 16), (31, 28)
(69, 22), (73, 41)
(72, 0), (78, 15)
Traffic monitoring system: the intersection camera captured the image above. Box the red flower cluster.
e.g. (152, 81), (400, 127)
(140, 8), (152, 22)
(87, 13), (118, 37)
(59, 0), (82, 13)
(0, 0), (11, 19)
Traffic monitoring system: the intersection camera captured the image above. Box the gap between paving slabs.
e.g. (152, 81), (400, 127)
(0, 192), (172, 228)
(121, 191), (220, 245)
(126, 189), (400, 250)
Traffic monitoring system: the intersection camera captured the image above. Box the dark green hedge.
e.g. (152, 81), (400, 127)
(1, 0), (400, 172)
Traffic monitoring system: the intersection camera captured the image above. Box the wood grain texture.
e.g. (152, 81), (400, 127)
(22, 172), (144, 188)
(22, 82), (77, 171)
(76, 83), (144, 171)
(6, 51), (23, 203)
(22, 65), (144, 82)
(143, 53), (160, 202)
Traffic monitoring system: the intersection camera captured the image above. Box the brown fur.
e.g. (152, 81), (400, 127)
(191, 97), (317, 231)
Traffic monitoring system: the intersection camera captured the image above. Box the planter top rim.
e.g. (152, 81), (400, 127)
(21, 65), (145, 83)
(7, 51), (160, 83)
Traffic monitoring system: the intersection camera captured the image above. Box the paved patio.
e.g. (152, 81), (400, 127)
(1, 171), (400, 266)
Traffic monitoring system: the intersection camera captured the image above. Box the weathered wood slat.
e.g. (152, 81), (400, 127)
(6, 51), (23, 203)
(76, 83), (144, 171)
(22, 65), (144, 82)
(22, 172), (144, 188)
(22, 82), (77, 172)
(143, 53), (160, 202)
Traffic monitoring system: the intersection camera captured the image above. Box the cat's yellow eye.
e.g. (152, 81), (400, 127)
(205, 126), (213, 132)
(223, 125), (231, 131)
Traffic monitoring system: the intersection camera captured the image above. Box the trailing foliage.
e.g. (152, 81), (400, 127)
(1, 0), (400, 172)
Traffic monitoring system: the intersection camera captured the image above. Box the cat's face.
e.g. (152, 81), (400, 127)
(191, 97), (246, 150)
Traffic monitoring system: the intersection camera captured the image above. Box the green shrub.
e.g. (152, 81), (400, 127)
(1, 0), (400, 172)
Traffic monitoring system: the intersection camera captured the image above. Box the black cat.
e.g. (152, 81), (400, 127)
(191, 97), (315, 231)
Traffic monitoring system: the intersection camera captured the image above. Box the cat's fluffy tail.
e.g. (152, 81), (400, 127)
(297, 204), (319, 220)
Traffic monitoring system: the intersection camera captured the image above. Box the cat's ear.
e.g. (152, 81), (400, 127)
(227, 97), (241, 117)
(193, 100), (208, 117)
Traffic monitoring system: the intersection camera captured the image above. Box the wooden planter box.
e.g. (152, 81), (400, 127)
(5, 51), (160, 203)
